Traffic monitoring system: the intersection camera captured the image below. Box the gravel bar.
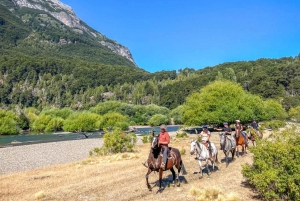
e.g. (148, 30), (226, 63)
(0, 138), (104, 175)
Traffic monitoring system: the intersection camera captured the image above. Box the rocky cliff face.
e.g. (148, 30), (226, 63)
(10, 0), (137, 66)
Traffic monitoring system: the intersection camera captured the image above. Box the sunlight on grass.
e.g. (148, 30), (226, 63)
(189, 187), (239, 201)
(34, 190), (45, 200)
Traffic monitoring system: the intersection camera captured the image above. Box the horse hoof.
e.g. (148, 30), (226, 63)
(199, 176), (203, 179)
(177, 183), (180, 187)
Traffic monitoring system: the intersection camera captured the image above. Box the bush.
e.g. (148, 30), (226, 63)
(98, 128), (137, 154)
(263, 120), (286, 131)
(180, 146), (186, 155)
(45, 117), (64, 132)
(142, 134), (152, 143)
(289, 105), (300, 122)
(176, 132), (188, 138)
(242, 128), (300, 200)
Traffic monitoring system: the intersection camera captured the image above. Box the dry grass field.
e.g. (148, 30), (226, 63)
(0, 132), (262, 201)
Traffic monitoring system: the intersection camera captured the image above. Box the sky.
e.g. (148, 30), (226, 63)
(61, 0), (300, 73)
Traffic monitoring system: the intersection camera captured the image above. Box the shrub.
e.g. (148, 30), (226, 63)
(176, 132), (188, 138)
(180, 147), (186, 155)
(289, 105), (300, 122)
(93, 128), (137, 155)
(242, 128), (300, 200)
(31, 114), (51, 132)
(45, 117), (64, 132)
(263, 120), (286, 131)
(142, 134), (152, 143)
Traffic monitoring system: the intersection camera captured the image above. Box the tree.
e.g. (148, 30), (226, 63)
(63, 112), (101, 132)
(289, 105), (300, 122)
(98, 112), (129, 130)
(147, 114), (169, 126)
(181, 80), (266, 125)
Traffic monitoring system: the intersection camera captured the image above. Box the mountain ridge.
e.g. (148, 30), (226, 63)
(0, 0), (137, 66)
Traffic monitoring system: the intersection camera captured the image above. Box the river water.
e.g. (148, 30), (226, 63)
(0, 125), (180, 147)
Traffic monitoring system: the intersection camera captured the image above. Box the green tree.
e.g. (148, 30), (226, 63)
(63, 112), (101, 132)
(147, 114), (169, 126)
(31, 114), (51, 132)
(289, 105), (300, 122)
(0, 110), (20, 135)
(263, 99), (287, 120)
(181, 80), (265, 125)
(98, 112), (129, 130)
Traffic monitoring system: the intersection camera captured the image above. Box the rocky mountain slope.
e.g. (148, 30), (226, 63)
(0, 0), (137, 66)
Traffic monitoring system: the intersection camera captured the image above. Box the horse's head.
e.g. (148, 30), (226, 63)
(151, 136), (159, 149)
(190, 139), (197, 155)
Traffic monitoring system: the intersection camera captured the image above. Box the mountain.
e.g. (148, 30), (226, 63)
(0, 0), (137, 67)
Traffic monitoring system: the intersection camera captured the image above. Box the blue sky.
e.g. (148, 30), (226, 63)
(61, 0), (300, 73)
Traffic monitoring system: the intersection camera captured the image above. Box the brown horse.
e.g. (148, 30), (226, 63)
(247, 127), (263, 147)
(144, 134), (187, 191)
(235, 131), (248, 157)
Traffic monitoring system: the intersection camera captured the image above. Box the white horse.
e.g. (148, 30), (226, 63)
(190, 140), (219, 179)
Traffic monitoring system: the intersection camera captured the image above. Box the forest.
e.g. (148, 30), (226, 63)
(1, 0), (300, 135)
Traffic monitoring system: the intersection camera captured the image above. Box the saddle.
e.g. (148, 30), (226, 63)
(160, 146), (172, 158)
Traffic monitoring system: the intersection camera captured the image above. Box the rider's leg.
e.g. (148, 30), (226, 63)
(208, 141), (212, 154)
(161, 146), (167, 169)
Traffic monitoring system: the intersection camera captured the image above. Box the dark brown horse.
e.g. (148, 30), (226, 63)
(144, 134), (187, 191)
(247, 127), (263, 147)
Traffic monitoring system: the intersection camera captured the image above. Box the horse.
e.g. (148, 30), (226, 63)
(235, 130), (248, 157)
(219, 132), (236, 167)
(144, 134), (187, 191)
(247, 127), (263, 147)
(190, 140), (219, 179)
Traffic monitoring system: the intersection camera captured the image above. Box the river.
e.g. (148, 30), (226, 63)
(0, 125), (181, 147)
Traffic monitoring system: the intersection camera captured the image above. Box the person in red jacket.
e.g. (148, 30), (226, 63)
(158, 124), (170, 169)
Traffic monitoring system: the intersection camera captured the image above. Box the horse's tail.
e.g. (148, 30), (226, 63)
(180, 160), (187, 175)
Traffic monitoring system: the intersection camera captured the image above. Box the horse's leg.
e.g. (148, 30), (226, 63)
(170, 167), (176, 187)
(236, 145), (239, 157)
(158, 168), (163, 190)
(206, 159), (210, 175)
(224, 151), (229, 167)
(176, 163), (181, 187)
(198, 159), (203, 179)
(145, 168), (153, 191)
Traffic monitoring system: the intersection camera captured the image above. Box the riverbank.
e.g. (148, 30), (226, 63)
(0, 132), (179, 175)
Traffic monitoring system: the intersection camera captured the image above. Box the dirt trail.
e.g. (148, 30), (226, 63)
(0, 132), (260, 201)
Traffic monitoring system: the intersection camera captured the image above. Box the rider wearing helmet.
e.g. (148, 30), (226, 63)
(214, 122), (235, 149)
(197, 125), (212, 155)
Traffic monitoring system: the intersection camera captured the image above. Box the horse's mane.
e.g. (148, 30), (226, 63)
(150, 136), (160, 159)
(151, 147), (160, 159)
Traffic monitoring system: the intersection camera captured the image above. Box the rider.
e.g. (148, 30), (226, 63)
(235, 120), (248, 144)
(214, 122), (235, 149)
(158, 124), (170, 170)
(197, 125), (212, 155)
(250, 119), (259, 131)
